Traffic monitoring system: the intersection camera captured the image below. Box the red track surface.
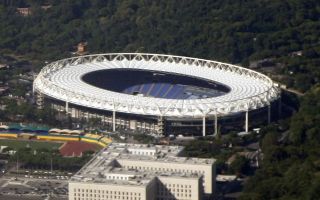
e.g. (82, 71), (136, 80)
(59, 141), (100, 157)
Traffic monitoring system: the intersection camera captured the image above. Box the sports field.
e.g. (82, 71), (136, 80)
(0, 139), (62, 150)
(60, 141), (101, 157)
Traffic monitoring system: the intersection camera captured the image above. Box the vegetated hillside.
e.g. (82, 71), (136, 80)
(0, 0), (319, 62)
(1, 0), (319, 92)
(240, 84), (320, 200)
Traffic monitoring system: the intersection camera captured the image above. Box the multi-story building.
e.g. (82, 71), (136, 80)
(69, 143), (216, 200)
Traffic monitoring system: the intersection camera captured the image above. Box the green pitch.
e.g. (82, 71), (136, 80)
(0, 139), (62, 150)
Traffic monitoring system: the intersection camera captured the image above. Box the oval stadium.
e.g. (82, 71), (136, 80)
(33, 53), (281, 136)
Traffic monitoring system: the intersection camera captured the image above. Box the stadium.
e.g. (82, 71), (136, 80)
(33, 53), (281, 136)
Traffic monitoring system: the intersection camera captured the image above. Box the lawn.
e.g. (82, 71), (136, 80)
(0, 139), (63, 150)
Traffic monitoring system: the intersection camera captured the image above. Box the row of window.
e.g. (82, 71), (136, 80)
(74, 193), (141, 197)
(160, 184), (192, 188)
(73, 197), (142, 200)
(106, 175), (130, 180)
(74, 189), (141, 196)
(129, 150), (155, 156)
(123, 164), (205, 175)
(158, 188), (192, 193)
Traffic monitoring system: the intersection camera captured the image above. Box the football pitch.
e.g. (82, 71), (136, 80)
(0, 139), (63, 150)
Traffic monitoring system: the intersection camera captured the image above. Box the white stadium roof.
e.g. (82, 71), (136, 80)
(33, 53), (280, 118)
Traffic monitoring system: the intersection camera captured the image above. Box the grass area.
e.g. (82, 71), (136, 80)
(0, 139), (63, 150)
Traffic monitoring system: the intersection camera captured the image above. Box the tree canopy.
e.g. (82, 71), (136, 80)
(240, 85), (320, 200)
(0, 0), (319, 63)
(0, 0), (319, 91)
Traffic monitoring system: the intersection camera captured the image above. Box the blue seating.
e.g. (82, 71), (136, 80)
(140, 83), (152, 95)
(123, 87), (132, 93)
(125, 86), (136, 94)
(165, 85), (179, 98)
(174, 86), (189, 99)
(146, 83), (155, 95)
(170, 85), (185, 99)
(156, 84), (171, 97)
(149, 83), (163, 96)
(124, 83), (209, 100)
(126, 85), (140, 94)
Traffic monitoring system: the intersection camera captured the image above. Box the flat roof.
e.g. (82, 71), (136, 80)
(70, 143), (215, 186)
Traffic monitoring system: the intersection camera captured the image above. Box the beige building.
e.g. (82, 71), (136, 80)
(16, 7), (32, 16)
(69, 143), (216, 200)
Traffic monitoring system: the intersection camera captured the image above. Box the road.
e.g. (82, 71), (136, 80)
(282, 87), (304, 96)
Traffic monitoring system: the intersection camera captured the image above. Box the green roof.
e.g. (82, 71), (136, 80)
(20, 125), (37, 131)
(8, 124), (50, 132)
(36, 126), (50, 131)
(8, 124), (23, 130)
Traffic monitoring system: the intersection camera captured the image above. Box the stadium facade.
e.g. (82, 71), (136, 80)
(33, 53), (281, 136)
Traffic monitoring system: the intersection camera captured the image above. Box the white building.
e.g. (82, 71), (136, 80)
(69, 143), (216, 200)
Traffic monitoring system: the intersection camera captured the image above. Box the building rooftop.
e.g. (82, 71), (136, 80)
(70, 143), (215, 186)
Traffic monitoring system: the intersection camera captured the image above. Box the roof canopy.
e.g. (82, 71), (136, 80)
(34, 53), (280, 118)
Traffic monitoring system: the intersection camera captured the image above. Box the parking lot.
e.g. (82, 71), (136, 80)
(0, 195), (67, 200)
(0, 176), (68, 200)
(10, 169), (73, 181)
